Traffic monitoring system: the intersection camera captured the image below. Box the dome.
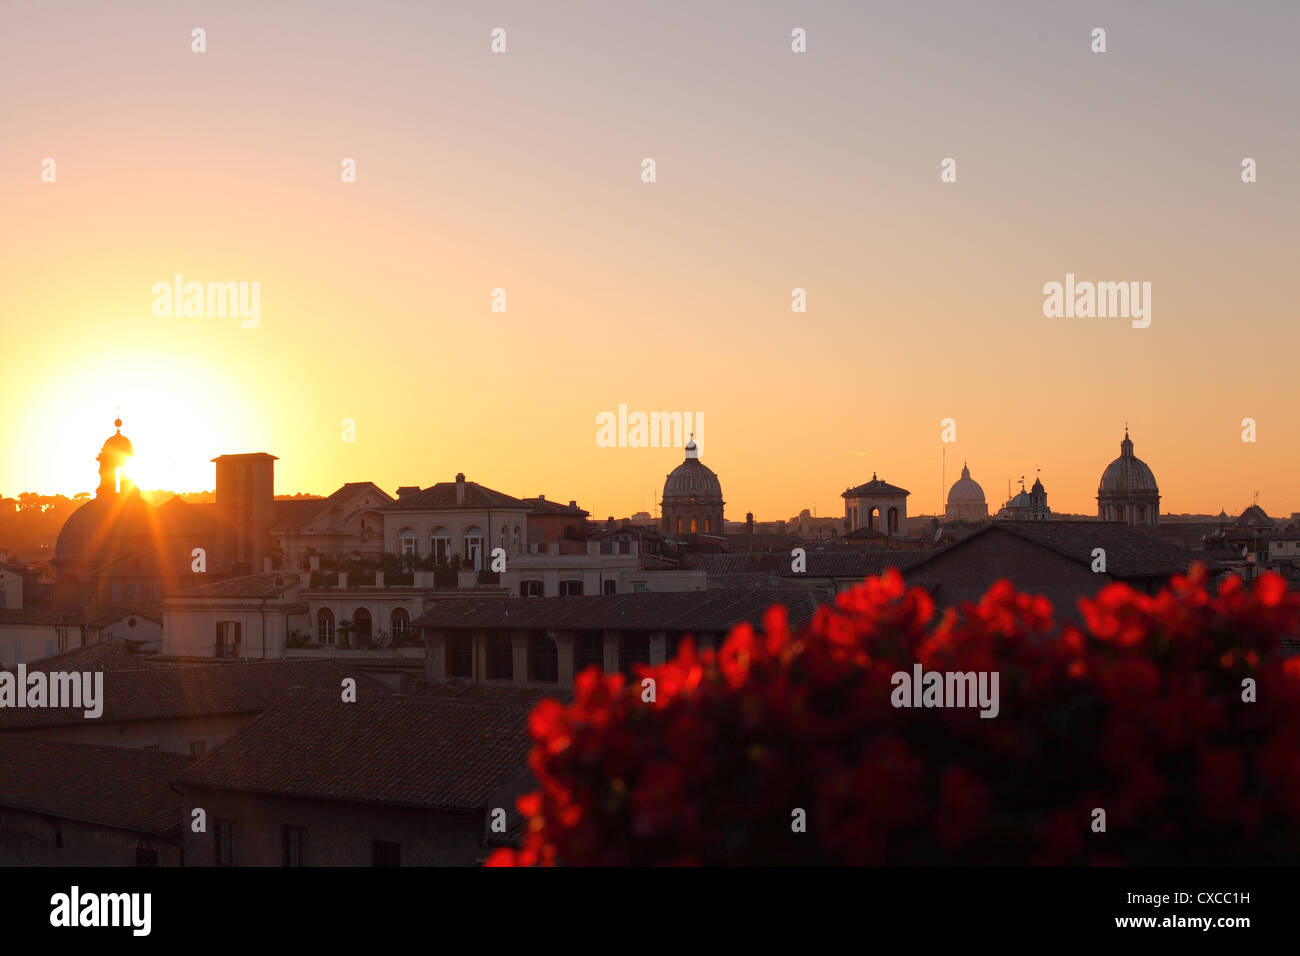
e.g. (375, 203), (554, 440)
(1099, 430), (1158, 494)
(664, 457), (723, 499)
(54, 491), (155, 568)
(101, 432), (133, 458)
(947, 464), (985, 504)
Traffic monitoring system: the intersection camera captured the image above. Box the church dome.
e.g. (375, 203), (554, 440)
(663, 437), (723, 500)
(54, 492), (154, 568)
(664, 457), (722, 498)
(101, 419), (134, 458)
(947, 464), (985, 504)
(1099, 430), (1158, 494)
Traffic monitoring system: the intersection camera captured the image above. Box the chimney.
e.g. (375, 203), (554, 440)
(456, 473), (466, 505)
(397, 485), (419, 498)
(569, 500), (577, 509)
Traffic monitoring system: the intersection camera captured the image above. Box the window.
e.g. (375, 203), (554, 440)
(372, 840), (401, 867)
(317, 608), (335, 645)
(391, 607), (411, 638)
(191, 741), (206, 758)
(522, 580), (544, 597)
(448, 634), (473, 678)
(215, 621), (241, 658)
(215, 819), (237, 866)
(620, 631), (650, 678)
(690, 517), (698, 533)
(704, 518), (711, 534)
(354, 607), (372, 645)
(500, 527), (509, 554)
(282, 826), (308, 867)
(574, 633), (604, 675)
(675, 518), (682, 533)
(464, 527), (485, 570)
(631, 581), (647, 594)
(528, 632), (558, 683)
(603, 579), (617, 595)
(398, 528), (418, 557)
(487, 634), (513, 680)
(1117, 506), (1125, 521)
(560, 580), (583, 596)
(430, 529), (450, 564)
(512, 525), (521, 553)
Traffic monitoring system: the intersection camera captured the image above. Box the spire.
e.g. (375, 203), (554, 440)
(684, 433), (699, 459)
(960, 461), (970, 479)
(1121, 427), (1134, 457)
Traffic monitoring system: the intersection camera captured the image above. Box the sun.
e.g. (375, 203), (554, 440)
(6, 345), (261, 497)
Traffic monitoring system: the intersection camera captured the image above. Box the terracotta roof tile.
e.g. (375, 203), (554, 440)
(0, 658), (387, 729)
(175, 690), (532, 811)
(411, 588), (824, 633)
(0, 736), (188, 835)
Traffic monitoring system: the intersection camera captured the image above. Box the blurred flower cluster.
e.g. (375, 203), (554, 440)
(487, 566), (1300, 865)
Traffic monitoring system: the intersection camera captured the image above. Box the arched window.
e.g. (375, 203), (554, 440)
(512, 524), (521, 554)
(1117, 506), (1125, 522)
(463, 526), (484, 570)
(354, 608), (372, 645)
(675, 517), (683, 533)
(317, 608), (335, 645)
(1137, 506), (1146, 522)
(430, 528), (450, 564)
(704, 517), (712, 534)
(500, 526), (509, 554)
(391, 607), (410, 639)
(690, 516), (698, 533)
(398, 527), (417, 557)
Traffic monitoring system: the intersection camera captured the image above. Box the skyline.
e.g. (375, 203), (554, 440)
(0, 411), (1285, 523)
(3, 0), (1297, 519)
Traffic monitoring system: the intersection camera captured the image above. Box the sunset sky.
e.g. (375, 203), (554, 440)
(2, 0), (1296, 520)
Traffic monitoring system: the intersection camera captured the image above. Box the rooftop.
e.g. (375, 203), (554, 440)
(174, 690), (532, 812)
(0, 736), (189, 835)
(411, 587), (825, 633)
(0, 658), (388, 729)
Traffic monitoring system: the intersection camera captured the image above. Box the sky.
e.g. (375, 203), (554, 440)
(1, 0), (1297, 520)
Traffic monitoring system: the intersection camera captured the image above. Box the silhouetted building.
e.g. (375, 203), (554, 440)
(843, 473), (909, 538)
(998, 475), (1050, 521)
(660, 437), (725, 536)
(945, 463), (989, 520)
(1098, 429), (1160, 526)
